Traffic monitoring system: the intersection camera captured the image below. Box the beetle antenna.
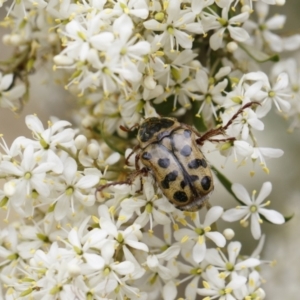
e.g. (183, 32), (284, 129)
(222, 101), (260, 131)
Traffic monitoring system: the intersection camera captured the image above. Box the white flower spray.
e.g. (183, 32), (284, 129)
(0, 0), (297, 299)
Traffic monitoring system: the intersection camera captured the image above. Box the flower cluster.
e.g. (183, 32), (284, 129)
(0, 115), (285, 299)
(0, 0), (296, 299)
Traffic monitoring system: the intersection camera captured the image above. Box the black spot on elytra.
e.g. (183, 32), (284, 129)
(180, 145), (192, 157)
(139, 118), (175, 142)
(180, 178), (188, 189)
(189, 175), (199, 182)
(173, 191), (188, 203)
(158, 158), (170, 168)
(142, 152), (152, 160)
(188, 158), (207, 169)
(201, 176), (211, 191)
(183, 129), (191, 138)
(161, 170), (178, 189)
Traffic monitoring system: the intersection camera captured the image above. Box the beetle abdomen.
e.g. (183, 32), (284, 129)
(140, 128), (213, 211)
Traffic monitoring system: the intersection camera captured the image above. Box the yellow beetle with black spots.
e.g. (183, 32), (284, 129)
(97, 102), (256, 211)
(137, 117), (213, 211)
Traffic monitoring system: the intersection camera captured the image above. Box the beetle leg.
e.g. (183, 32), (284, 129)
(96, 167), (148, 196)
(207, 137), (236, 143)
(120, 123), (140, 133)
(196, 101), (259, 145)
(125, 144), (141, 166)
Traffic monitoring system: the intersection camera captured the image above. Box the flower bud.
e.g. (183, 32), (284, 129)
(9, 34), (23, 46)
(227, 41), (238, 53)
(53, 55), (74, 66)
(223, 228), (235, 240)
(75, 135), (87, 150)
(87, 143), (100, 159)
(241, 5), (251, 13)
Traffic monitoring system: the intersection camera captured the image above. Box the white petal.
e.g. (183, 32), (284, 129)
(112, 260), (135, 275)
(63, 157), (77, 184)
(25, 115), (44, 133)
(193, 239), (206, 263)
(125, 240), (149, 252)
(205, 231), (226, 247)
(232, 183), (252, 205)
(210, 28), (225, 51)
(100, 218), (118, 237)
(228, 26), (250, 42)
(84, 253), (105, 269)
(227, 274), (247, 289)
(222, 208), (248, 222)
(230, 12), (249, 24)
(255, 182), (272, 205)
(76, 175), (99, 189)
(174, 29), (192, 49)
(113, 14), (133, 42)
(153, 209), (171, 225)
(251, 213), (261, 240)
(197, 288), (218, 296)
(0, 74), (13, 90)
(31, 177), (50, 197)
(205, 248), (225, 267)
(259, 208), (284, 224)
(158, 244), (181, 260)
(266, 15), (286, 30)
(90, 32), (114, 51)
(203, 206), (224, 226)
(248, 118), (264, 131)
(274, 73), (289, 91)
(163, 281), (177, 300)
(228, 241), (241, 263)
(235, 258), (260, 270)
(54, 196), (69, 220)
(47, 150), (64, 174)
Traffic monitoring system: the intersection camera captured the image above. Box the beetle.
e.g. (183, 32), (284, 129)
(97, 102), (256, 211)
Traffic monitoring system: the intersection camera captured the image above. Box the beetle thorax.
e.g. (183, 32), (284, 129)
(137, 117), (181, 148)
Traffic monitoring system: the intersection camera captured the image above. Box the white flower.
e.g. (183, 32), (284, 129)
(60, 15), (114, 61)
(113, 0), (149, 19)
(25, 114), (75, 173)
(223, 107), (264, 140)
(197, 265), (247, 300)
(0, 144), (54, 216)
(98, 204), (149, 254)
(174, 206), (226, 263)
(54, 157), (99, 220)
(203, 2), (250, 50)
(119, 177), (173, 229)
(250, 146), (284, 174)
(205, 241), (260, 277)
(222, 182), (285, 239)
(243, 2), (285, 52)
(246, 72), (291, 116)
(143, 1), (202, 50)
(189, 69), (227, 120)
(233, 270), (266, 299)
